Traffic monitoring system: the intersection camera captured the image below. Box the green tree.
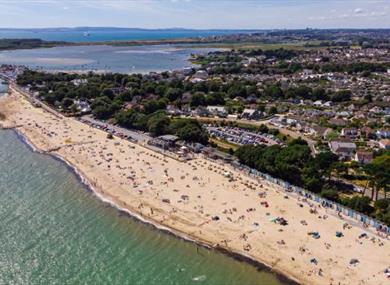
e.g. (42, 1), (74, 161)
(143, 99), (167, 115)
(268, 106), (278, 116)
(147, 114), (171, 137)
(265, 85), (283, 98)
(320, 188), (340, 202)
(165, 88), (182, 101)
(347, 196), (374, 215)
(258, 124), (269, 134)
(364, 154), (390, 200)
(190, 92), (206, 107)
(92, 105), (114, 120)
(61, 97), (74, 110)
(331, 90), (352, 102)
(101, 88), (115, 100)
(176, 122), (209, 145)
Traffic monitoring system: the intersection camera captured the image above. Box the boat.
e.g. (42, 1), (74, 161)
(83, 32), (90, 37)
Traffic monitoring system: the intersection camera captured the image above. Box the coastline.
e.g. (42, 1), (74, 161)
(2, 91), (390, 285)
(9, 127), (298, 285)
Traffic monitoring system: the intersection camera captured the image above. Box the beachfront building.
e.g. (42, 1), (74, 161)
(149, 135), (179, 150)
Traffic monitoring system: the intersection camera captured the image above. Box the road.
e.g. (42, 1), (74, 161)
(80, 115), (151, 143)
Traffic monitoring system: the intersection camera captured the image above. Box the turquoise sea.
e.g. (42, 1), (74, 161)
(0, 130), (287, 285)
(0, 29), (254, 43)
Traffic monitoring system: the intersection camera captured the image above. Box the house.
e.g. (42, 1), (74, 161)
(302, 69), (313, 76)
(370, 106), (383, 114)
(337, 111), (351, 118)
(242, 57), (258, 67)
(206, 106), (228, 118)
(354, 150), (373, 164)
(341, 128), (358, 138)
(192, 106), (210, 117)
(245, 94), (258, 103)
(311, 126), (332, 139)
(182, 67), (194, 76)
(74, 100), (91, 113)
(360, 126), (375, 139)
(240, 109), (262, 120)
(376, 129), (390, 139)
(329, 140), (357, 160)
(166, 105), (182, 116)
(270, 115), (290, 127)
(323, 101), (333, 108)
(191, 70), (209, 82)
(131, 95), (142, 105)
(347, 104), (356, 111)
(379, 139), (390, 150)
(71, 79), (88, 86)
(329, 118), (348, 127)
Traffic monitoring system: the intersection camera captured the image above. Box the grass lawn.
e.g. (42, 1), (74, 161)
(209, 137), (240, 152)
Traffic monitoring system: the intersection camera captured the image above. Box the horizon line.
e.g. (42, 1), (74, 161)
(0, 26), (390, 31)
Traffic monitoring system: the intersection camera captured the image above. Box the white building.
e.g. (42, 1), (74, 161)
(74, 100), (91, 113)
(71, 79), (88, 86)
(206, 106), (228, 117)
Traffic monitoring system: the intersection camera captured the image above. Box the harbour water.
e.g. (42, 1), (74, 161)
(0, 45), (219, 73)
(0, 130), (286, 285)
(0, 29), (249, 43)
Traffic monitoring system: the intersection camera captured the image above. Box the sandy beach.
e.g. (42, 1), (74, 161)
(1, 89), (389, 285)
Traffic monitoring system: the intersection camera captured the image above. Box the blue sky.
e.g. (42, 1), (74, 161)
(0, 0), (389, 29)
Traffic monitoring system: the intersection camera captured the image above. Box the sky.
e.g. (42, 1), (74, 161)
(0, 0), (389, 29)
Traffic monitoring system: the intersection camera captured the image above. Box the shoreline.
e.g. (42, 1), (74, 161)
(2, 91), (390, 285)
(9, 128), (299, 285)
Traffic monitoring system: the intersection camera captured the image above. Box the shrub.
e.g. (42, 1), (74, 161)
(321, 189), (340, 202)
(347, 196), (374, 215)
(374, 199), (390, 211)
